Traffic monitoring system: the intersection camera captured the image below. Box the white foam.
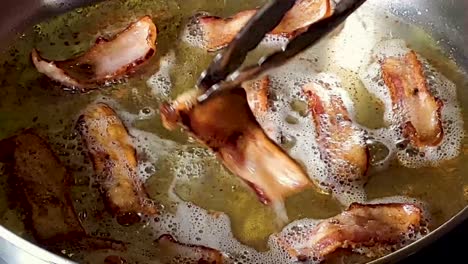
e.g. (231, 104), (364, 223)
(360, 39), (464, 168)
(148, 201), (298, 264)
(326, 7), (382, 71)
(129, 128), (177, 164)
(180, 14), (208, 49)
(181, 11), (290, 52)
(137, 161), (157, 182)
(257, 35), (289, 50)
(171, 147), (213, 183)
(372, 39), (411, 62)
(147, 51), (176, 99)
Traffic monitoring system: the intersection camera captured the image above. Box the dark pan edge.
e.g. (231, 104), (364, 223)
(370, 206), (468, 264)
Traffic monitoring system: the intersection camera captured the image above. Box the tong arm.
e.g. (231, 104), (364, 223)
(197, 0), (297, 91)
(198, 0), (368, 102)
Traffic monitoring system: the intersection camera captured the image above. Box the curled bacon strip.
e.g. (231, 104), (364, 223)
(77, 103), (157, 222)
(198, 0), (333, 51)
(381, 51), (444, 147)
(31, 16), (157, 91)
(156, 235), (224, 264)
(277, 203), (424, 262)
(0, 130), (125, 252)
(303, 80), (369, 183)
(160, 88), (312, 205)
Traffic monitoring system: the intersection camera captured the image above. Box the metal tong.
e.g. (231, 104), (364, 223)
(197, 0), (367, 102)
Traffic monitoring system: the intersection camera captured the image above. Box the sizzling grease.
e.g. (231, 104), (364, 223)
(0, 0), (467, 263)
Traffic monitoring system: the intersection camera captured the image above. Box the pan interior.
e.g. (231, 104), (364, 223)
(0, 0), (467, 263)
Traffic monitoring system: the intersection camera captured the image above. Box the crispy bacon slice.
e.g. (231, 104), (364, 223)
(243, 76), (270, 117)
(303, 81), (369, 183)
(277, 203), (424, 262)
(77, 103), (157, 221)
(6, 131), (85, 242)
(156, 235), (224, 264)
(243, 76), (281, 143)
(198, 0), (333, 51)
(31, 16), (157, 91)
(0, 130), (125, 252)
(381, 51), (444, 147)
(160, 88), (312, 205)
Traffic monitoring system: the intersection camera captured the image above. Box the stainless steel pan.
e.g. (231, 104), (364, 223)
(0, 0), (467, 263)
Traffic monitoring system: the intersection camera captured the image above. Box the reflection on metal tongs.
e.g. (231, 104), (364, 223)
(197, 0), (367, 102)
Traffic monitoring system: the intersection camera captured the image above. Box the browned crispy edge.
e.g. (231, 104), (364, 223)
(381, 51), (444, 147)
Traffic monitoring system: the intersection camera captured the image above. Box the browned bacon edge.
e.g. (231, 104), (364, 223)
(0, 130), (126, 253)
(381, 50), (444, 148)
(303, 81), (369, 184)
(156, 234), (224, 263)
(243, 76), (271, 117)
(77, 103), (157, 222)
(198, 0), (333, 51)
(277, 203), (424, 262)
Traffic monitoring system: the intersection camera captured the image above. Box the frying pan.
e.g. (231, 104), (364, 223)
(0, 0), (467, 263)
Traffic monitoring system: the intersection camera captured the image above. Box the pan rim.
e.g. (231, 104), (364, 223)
(0, 225), (75, 264)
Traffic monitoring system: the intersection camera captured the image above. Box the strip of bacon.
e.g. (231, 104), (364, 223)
(31, 16), (157, 91)
(160, 88), (312, 205)
(381, 51), (444, 147)
(277, 203), (424, 262)
(0, 130), (125, 252)
(156, 235), (224, 264)
(77, 103), (157, 222)
(198, 0), (333, 51)
(243, 76), (281, 143)
(303, 81), (369, 183)
(243, 76), (270, 117)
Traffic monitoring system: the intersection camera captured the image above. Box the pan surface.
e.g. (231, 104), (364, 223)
(0, 0), (467, 263)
